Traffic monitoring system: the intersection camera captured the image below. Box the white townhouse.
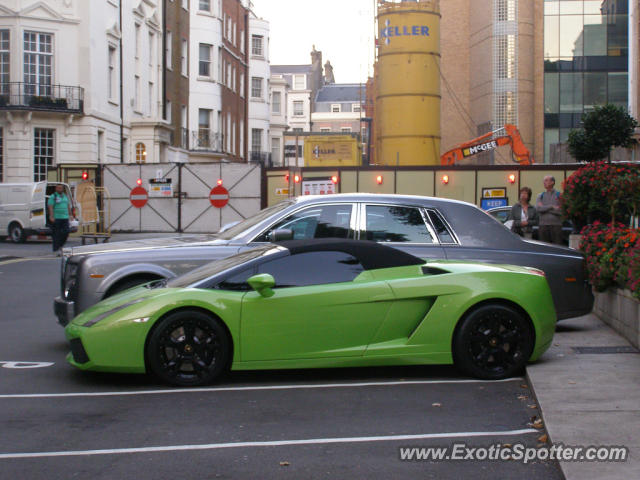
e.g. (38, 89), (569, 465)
(0, 0), (169, 184)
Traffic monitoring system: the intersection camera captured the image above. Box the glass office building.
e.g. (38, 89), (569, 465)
(544, 0), (629, 162)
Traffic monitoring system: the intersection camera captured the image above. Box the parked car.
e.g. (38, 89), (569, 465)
(487, 206), (573, 245)
(64, 239), (557, 386)
(54, 193), (593, 326)
(0, 181), (78, 242)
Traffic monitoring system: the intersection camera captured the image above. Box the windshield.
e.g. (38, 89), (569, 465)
(215, 200), (294, 240)
(166, 245), (282, 288)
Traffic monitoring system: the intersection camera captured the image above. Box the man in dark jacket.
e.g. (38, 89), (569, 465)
(536, 176), (563, 244)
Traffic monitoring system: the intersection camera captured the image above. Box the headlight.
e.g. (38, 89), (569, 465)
(63, 262), (79, 299)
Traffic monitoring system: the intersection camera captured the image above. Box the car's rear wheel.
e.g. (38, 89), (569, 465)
(9, 223), (26, 243)
(452, 304), (534, 380)
(146, 310), (231, 386)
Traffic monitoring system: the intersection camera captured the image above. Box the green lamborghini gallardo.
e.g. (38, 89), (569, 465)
(65, 239), (556, 386)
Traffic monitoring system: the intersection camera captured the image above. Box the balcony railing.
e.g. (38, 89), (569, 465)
(250, 151), (272, 167)
(191, 129), (223, 152)
(0, 82), (84, 113)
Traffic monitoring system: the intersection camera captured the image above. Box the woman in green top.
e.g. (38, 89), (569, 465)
(47, 184), (75, 254)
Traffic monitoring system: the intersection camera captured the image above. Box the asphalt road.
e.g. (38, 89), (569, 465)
(0, 241), (563, 479)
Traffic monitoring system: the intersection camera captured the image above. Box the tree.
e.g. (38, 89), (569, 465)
(567, 104), (638, 162)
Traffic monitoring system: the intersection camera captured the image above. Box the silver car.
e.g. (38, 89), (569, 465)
(54, 193), (593, 325)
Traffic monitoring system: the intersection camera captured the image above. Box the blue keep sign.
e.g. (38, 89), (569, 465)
(481, 198), (508, 210)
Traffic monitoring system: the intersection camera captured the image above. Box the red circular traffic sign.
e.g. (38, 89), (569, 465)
(130, 186), (148, 208)
(209, 185), (229, 208)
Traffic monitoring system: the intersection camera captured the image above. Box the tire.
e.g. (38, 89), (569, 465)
(452, 304), (534, 380)
(146, 310), (231, 386)
(9, 223), (26, 243)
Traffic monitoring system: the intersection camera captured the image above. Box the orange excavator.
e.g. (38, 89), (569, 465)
(440, 124), (533, 166)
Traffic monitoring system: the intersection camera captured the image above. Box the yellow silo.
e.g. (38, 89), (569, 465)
(375, 0), (440, 165)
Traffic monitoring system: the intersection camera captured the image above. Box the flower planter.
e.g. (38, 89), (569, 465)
(593, 288), (640, 349)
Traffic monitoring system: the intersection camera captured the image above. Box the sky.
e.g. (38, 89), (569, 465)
(250, 0), (376, 84)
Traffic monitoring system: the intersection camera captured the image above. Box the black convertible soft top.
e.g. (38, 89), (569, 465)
(276, 238), (425, 271)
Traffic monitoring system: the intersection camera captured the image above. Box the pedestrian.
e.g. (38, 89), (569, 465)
(48, 184), (74, 255)
(536, 175), (563, 244)
(508, 186), (538, 239)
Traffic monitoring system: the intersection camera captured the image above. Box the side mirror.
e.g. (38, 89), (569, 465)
(268, 228), (293, 242)
(247, 273), (275, 297)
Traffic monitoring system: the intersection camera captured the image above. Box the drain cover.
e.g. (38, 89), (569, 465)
(572, 346), (639, 354)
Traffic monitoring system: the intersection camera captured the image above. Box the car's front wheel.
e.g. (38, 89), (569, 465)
(146, 310), (231, 386)
(452, 304), (534, 380)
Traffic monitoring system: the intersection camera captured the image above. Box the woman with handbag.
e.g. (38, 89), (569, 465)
(508, 187), (538, 239)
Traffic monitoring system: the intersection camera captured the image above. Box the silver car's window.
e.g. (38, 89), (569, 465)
(216, 200), (294, 240)
(425, 209), (457, 244)
(364, 205), (434, 244)
(254, 204), (353, 242)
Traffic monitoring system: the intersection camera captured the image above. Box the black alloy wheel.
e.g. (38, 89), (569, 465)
(147, 310), (231, 386)
(453, 304), (534, 380)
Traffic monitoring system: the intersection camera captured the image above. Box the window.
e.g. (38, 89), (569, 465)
(239, 72), (245, 97)
(0, 128), (3, 182)
(199, 43), (211, 76)
(251, 128), (262, 154)
(226, 61), (231, 87)
(148, 33), (154, 67)
(0, 30), (9, 95)
(331, 104), (341, 113)
(199, 0), (210, 11)
(134, 24), (140, 58)
(251, 35), (263, 56)
(181, 105), (187, 129)
(165, 100), (171, 123)
(134, 75), (140, 111)
(341, 127), (352, 133)
(181, 40), (187, 75)
(352, 104), (362, 113)
(257, 251), (364, 288)
(135, 142), (146, 163)
(216, 268), (254, 291)
(218, 47), (223, 81)
(108, 46), (116, 100)
(23, 32), (53, 96)
(256, 204), (353, 242)
(33, 128), (55, 181)
(148, 81), (153, 116)
(251, 77), (262, 98)
(293, 74), (306, 90)
(182, 0), (188, 9)
(166, 31), (172, 69)
(293, 100), (304, 116)
(426, 210), (456, 244)
(365, 205), (434, 243)
(292, 128), (303, 133)
(198, 108), (211, 145)
(272, 91), (281, 113)
(320, 128), (331, 133)
(271, 137), (281, 164)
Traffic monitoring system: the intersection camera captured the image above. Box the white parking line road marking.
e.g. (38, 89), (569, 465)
(0, 361), (54, 369)
(0, 377), (524, 399)
(0, 429), (539, 459)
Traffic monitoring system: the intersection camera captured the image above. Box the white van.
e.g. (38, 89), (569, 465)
(0, 182), (78, 242)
